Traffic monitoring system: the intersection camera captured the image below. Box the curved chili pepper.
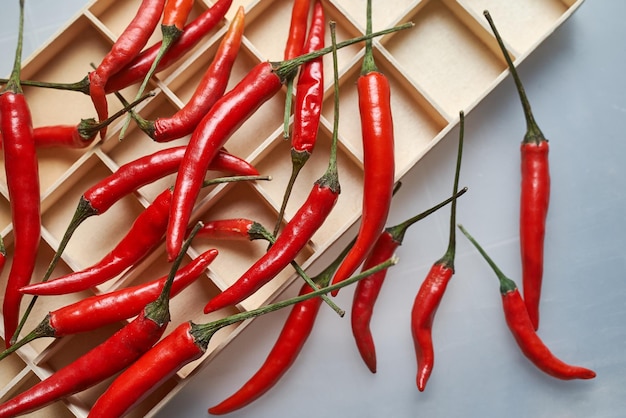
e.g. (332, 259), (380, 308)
(352, 186), (467, 374)
(282, 0), (311, 138)
(0, 249), (217, 361)
(208, 226), (355, 415)
(119, 0), (195, 139)
(0, 224), (202, 417)
(196, 218), (266, 241)
(0, 1), (40, 347)
(21, 175), (266, 296)
(165, 22), (413, 260)
(88, 256), (397, 418)
(133, 6), (245, 142)
(411, 111), (465, 390)
(330, 1), (395, 295)
(1, 0), (232, 96)
(484, 11), (550, 331)
(89, 0), (165, 139)
(202, 23), (346, 314)
(273, 0), (325, 237)
(458, 225), (595, 380)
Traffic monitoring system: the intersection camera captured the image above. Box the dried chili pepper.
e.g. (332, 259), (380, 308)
(330, 0), (395, 295)
(20, 175), (267, 296)
(132, 6), (245, 142)
(1, 248), (217, 361)
(1, 0), (232, 96)
(484, 11), (550, 331)
(202, 21), (346, 314)
(88, 255), (397, 418)
(0, 0), (41, 347)
(352, 186), (467, 374)
(0, 224), (204, 418)
(89, 0), (165, 139)
(208, 228), (355, 415)
(119, 0), (195, 138)
(273, 0), (325, 237)
(282, 0), (311, 138)
(458, 225), (595, 380)
(411, 111), (465, 390)
(166, 21), (413, 260)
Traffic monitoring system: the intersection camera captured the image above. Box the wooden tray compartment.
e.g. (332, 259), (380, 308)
(0, 0), (585, 416)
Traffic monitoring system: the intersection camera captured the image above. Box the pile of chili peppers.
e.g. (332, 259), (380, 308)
(0, 1), (595, 417)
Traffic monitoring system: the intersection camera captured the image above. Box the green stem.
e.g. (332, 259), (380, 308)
(483, 10), (544, 145)
(272, 150), (309, 238)
(457, 224), (517, 294)
(361, 0), (378, 75)
(0, 75), (91, 95)
(191, 255), (398, 347)
(283, 77), (295, 139)
(3, 0), (25, 94)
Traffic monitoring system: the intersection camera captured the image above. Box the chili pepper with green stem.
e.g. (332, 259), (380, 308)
(411, 111), (465, 391)
(484, 10), (550, 331)
(0, 0), (41, 347)
(20, 175), (267, 296)
(165, 20), (414, 260)
(273, 0), (325, 238)
(89, 0), (165, 139)
(87, 256), (397, 418)
(330, 0), (395, 295)
(458, 224), (595, 380)
(131, 6), (245, 143)
(202, 21), (345, 315)
(0, 223), (205, 418)
(1, 248), (217, 362)
(119, 0), (196, 139)
(352, 185), (467, 374)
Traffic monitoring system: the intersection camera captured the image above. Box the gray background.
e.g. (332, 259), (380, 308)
(2, 1), (625, 417)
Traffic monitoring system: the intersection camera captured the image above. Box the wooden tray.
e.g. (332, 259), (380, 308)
(0, 0), (585, 416)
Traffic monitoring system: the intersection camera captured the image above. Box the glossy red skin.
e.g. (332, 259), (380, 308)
(48, 249), (217, 336)
(167, 62), (282, 260)
(520, 141), (550, 330)
(203, 181), (338, 314)
(196, 218), (256, 241)
(331, 72), (394, 294)
(21, 189), (173, 296)
(0, 91), (40, 345)
(0, 309), (166, 418)
(291, 0), (324, 155)
(411, 262), (454, 391)
(501, 287), (595, 380)
(209, 282), (322, 414)
(0, 125), (92, 149)
(89, 0), (165, 138)
(162, 0), (195, 29)
(88, 321), (204, 418)
(84, 146), (257, 216)
(284, 0), (311, 60)
(151, 6), (244, 142)
(105, 0), (231, 93)
(351, 231), (398, 373)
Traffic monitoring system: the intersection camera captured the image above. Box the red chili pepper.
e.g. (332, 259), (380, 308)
(273, 0), (325, 237)
(88, 255), (397, 418)
(195, 218), (266, 241)
(1, 248), (217, 361)
(0, 1), (41, 347)
(411, 112), (465, 390)
(165, 22), (411, 260)
(89, 0), (165, 139)
(119, 0), (196, 138)
(330, 0), (395, 296)
(21, 175), (266, 296)
(133, 6), (245, 142)
(0, 224), (203, 417)
(458, 225), (595, 380)
(202, 23), (345, 314)
(484, 11), (550, 331)
(1, 0), (232, 96)
(208, 239), (354, 414)
(352, 186), (467, 374)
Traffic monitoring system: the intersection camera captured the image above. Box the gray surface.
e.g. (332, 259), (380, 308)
(2, 1), (626, 417)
